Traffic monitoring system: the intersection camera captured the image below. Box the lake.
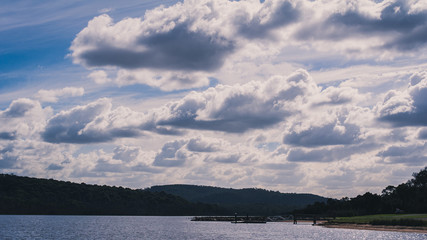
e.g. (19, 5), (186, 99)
(0, 215), (425, 239)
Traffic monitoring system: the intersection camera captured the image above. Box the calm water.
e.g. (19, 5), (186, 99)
(0, 215), (425, 240)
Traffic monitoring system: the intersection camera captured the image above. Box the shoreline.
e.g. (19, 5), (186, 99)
(320, 223), (427, 234)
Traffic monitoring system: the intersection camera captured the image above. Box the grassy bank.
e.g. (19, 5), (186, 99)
(330, 214), (427, 226)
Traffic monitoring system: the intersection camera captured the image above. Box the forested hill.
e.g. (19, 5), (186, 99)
(0, 174), (227, 215)
(294, 166), (427, 216)
(147, 185), (327, 215)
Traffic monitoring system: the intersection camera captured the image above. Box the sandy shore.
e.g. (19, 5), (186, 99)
(320, 223), (427, 234)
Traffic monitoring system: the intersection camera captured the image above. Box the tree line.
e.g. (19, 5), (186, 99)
(294, 167), (427, 216)
(0, 174), (227, 215)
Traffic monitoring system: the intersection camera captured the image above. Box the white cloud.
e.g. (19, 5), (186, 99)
(88, 70), (111, 84)
(377, 71), (427, 126)
(35, 87), (85, 103)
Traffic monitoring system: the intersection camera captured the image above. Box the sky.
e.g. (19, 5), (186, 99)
(1, 0), (427, 198)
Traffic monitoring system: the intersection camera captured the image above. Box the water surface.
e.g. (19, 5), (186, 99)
(0, 215), (425, 240)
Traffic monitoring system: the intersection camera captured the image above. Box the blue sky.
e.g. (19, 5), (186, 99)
(1, 0), (427, 198)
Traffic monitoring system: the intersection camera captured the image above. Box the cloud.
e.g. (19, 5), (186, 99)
(236, 0), (300, 39)
(377, 71), (427, 126)
(204, 153), (240, 163)
(187, 136), (224, 152)
(151, 69), (318, 133)
(153, 140), (189, 167)
(35, 87), (84, 103)
(39, 69), (362, 145)
(70, 1), (236, 72)
(286, 139), (379, 163)
(284, 121), (361, 147)
(418, 128), (427, 139)
(113, 145), (140, 163)
(153, 136), (250, 167)
(0, 98), (50, 140)
(70, 0), (302, 90)
(42, 98), (142, 144)
(0, 132), (16, 140)
(1, 98), (41, 118)
(113, 69), (210, 91)
(293, 0), (427, 58)
(313, 86), (360, 106)
(46, 163), (64, 171)
(88, 70), (111, 84)
(0, 145), (18, 169)
(377, 144), (427, 166)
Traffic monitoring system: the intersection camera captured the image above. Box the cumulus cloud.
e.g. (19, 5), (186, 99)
(153, 140), (189, 167)
(42, 98), (142, 144)
(70, 2), (235, 72)
(69, 0), (427, 93)
(35, 87), (84, 103)
(113, 145), (141, 163)
(284, 121), (361, 147)
(0, 98), (50, 141)
(150, 69), (318, 133)
(39, 69), (364, 145)
(70, 0), (303, 90)
(0, 145), (18, 169)
(88, 70), (111, 84)
(377, 144), (427, 166)
(313, 86), (360, 106)
(1, 98), (41, 118)
(297, 0), (427, 52)
(235, 0), (300, 39)
(377, 71), (427, 126)
(152, 135), (258, 167)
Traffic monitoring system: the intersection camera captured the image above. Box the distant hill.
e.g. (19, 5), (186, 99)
(0, 174), (227, 216)
(147, 185), (327, 215)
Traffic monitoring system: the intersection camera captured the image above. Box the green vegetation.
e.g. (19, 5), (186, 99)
(147, 185), (327, 215)
(332, 214), (427, 227)
(0, 174), (227, 215)
(295, 167), (427, 222)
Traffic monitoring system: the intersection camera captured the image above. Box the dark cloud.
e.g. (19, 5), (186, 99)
(160, 115), (285, 133)
(81, 24), (235, 71)
(204, 154), (240, 163)
(418, 128), (427, 139)
(93, 159), (127, 173)
(378, 74), (427, 126)
(46, 163), (64, 171)
(71, 0), (304, 76)
(237, 0), (300, 39)
(378, 145), (427, 166)
(0, 132), (16, 140)
(0, 145), (18, 169)
(287, 140), (379, 162)
(297, 0), (427, 51)
(1, 99), (38, 118)
(153, 140), (187, 167)
(287, 148), (333, 162)
(284, 123), (361, 147)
